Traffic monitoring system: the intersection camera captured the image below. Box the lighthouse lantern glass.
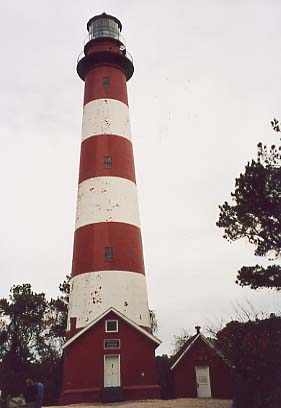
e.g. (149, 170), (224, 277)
(89, 17), (121, 41)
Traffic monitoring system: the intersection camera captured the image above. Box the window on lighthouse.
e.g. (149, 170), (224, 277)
(104, 156), (112, 168)
(102, 76), (110, 88)
(105, 246), (113, 261)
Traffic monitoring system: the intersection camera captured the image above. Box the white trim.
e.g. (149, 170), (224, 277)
(170, 333), (231, 370)
(104, 354), (121, 387)
(170, 334), (200, 370)
(105, 319), (118, 333)
(63, 307), (161, 349)
(199, 334), (230, 364)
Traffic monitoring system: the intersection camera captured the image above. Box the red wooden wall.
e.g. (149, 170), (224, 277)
(172, 336), (233, 399)
(60, 311), (160, 403)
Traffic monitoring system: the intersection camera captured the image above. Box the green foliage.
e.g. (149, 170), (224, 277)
(237, 264), (281, 290)
(217, 131), (281, 290)
(171, 329), (191, 355)
(0, 284), (47, 367)
(149, 309), (158, 334)
(215, 316), (281, 408)
(217, 159), (280, 257)
(0, 277), (70, 403)
(156, 354), (173, 399)
(37, 275), (70, 362)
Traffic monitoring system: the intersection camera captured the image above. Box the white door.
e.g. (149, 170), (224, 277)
(195, 366), (211, 398)
(104, 355), (120, 387)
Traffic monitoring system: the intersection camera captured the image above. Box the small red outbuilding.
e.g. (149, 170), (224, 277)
(170, 327), (233, 399)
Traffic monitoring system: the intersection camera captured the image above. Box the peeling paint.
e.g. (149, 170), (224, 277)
(67, 271), (150, 330)
(82, 98), (132, 142)
(75, 177), (140, 230)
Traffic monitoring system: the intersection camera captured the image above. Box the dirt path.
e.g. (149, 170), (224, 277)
(55, 398), (231, 408)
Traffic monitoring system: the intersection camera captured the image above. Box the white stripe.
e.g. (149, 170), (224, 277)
(67, 271), (150, 329)
(75, 176), (140, 229)
(82, 98), (131, 142)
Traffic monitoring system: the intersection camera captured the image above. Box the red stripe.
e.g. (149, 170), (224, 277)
(78, 135), (136, 184)
(85, 39), (122, 56)
(84, 65), (128, 106)
(71, 223), (145, 277)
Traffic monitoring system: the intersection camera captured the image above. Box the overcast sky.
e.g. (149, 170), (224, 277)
(0, 0), (280, 355)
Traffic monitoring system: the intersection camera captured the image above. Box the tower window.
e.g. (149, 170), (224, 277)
(102, 76), (110, 88)
(105, 246), (113, 261)
(104, 156), (112, 168)
(105, 320), (118, 332)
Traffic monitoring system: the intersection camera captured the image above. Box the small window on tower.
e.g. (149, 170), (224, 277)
(102, 76), (110, 88)
(104, 156), (112, 168)
(105, 246), (113, 261)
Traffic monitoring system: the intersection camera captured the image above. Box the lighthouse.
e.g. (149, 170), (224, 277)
(60, 13), (161, 404)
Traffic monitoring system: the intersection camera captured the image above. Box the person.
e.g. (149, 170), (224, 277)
(35, 381), (44, 408)
(24, 379), (37, 408)
(24, 379), (44, 408)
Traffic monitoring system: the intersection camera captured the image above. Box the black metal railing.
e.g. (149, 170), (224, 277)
(77, 46), (133, 65)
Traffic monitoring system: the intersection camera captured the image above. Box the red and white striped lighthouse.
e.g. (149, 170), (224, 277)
(60, 13), (160, 404)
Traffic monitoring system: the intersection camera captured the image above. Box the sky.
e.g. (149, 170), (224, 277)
(0, 0), (280, 355)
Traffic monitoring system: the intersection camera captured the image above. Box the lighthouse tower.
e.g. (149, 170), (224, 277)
(60, 13), (161, 404)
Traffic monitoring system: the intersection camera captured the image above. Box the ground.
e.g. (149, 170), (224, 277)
(54, 399), (231, 408)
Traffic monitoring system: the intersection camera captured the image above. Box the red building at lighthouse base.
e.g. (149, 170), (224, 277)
(60, 308), (161, 403)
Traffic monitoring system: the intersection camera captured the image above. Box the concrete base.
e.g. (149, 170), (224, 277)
(59, 384), (161, 405)
(101, 386), (123, 403)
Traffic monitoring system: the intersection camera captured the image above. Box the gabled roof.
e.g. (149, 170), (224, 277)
(63, 307), (161, 349)
(170, 334), (198, 369)
(170, 332), (231, 370)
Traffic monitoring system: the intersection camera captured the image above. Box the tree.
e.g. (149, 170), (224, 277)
(217, 128), (281, 290)
(215, 316), (281, 408)
(171, 329), (191, 355)
(0, 277), (70, 402)
(156, 354), (173, 399)
(37, 275), (70, 363)
(0, 284), (48, 398)
(149, 309), (158, 334)
(0, 284), (48, 367)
